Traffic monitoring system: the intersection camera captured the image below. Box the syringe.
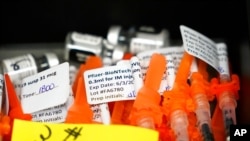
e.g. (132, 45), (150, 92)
(211, 43), (240, 141)
(190, 59), (215, 141)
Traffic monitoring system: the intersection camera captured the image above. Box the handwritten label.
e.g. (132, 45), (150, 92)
(31, 86), (74, 123)
(84, 65), (135, 104)
(12, 119), (159, 141)
(91, 104), (102, 122)
(180, 25), (220, 72)
(20, 62), (69, 113)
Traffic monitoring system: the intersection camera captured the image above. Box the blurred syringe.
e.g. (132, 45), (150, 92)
(211, 43), (240, 141)
(190, 59), (215, 141)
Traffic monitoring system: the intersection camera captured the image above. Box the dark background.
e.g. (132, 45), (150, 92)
(1, 0), (250, 123)
(0, 0), (248, 43)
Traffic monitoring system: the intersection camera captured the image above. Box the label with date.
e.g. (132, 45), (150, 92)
(84, 65), (135, 104)
(20, 62), (69, 113)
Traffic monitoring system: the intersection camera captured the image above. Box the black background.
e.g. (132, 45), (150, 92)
(0, 0), (248, 43)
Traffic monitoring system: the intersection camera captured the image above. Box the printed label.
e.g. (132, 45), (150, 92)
(217, 43), (230, 75)
(72, 32), (102, 46)
(180, 25), (220, 72)
(31, 85), (74, 123)
(84, 65), (135, 104)
(136, 46), (184, 72)
(129, 57), (143, 93)
(20, 62), (69, 113)
(32, 103), (68, 123)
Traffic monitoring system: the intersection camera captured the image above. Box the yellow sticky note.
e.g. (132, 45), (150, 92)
(11, 119), (159, 141)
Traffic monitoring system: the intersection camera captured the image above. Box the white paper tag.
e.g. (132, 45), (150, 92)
(129, 57), (143, 94)
(136, 46), (184, 72)
(180, 25), (220, 72)
(20, 62), (70, 113)
(84, 65), (135, 104)
(31, 85), (74, 123)
(217, 43), (230, 76)
(136, 47), (183, 94)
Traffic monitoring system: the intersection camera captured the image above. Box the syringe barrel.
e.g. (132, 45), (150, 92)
(136, 116), (155, 129)
(170, 110), (189, 141)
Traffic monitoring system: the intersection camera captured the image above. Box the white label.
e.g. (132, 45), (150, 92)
(129, 57), (143, 94)
(217, 43), (230, 75)
(31, 85), (74, 123)
(180, 25), (220, 72)
(20, 62), (69, 113)
(31, 103), (68, 123)
(84, 65), (135, 104)
(72, 32), (102, 46)
(116, 58), (143, 94)
(136, 46), (184, 73)
(0, 74), (3, 112)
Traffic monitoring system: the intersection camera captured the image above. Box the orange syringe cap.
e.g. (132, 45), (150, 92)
(4, 74), (32, 121)
(129, 53), (166, 127)
(66, 56), (103, 123)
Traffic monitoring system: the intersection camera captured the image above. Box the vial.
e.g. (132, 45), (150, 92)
(65, 31), (128, 66)
(64, 31), (103, 64)
(2, 53), (59, 84)
(107, 25), (170, 54)
(107, 25), (136, 46)
(102, 39), (127, 66)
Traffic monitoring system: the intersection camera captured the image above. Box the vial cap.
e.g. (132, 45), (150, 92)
(112, 45), (126, 63)
(44, 53), (59, 67)
(107, 25), (122, 45)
